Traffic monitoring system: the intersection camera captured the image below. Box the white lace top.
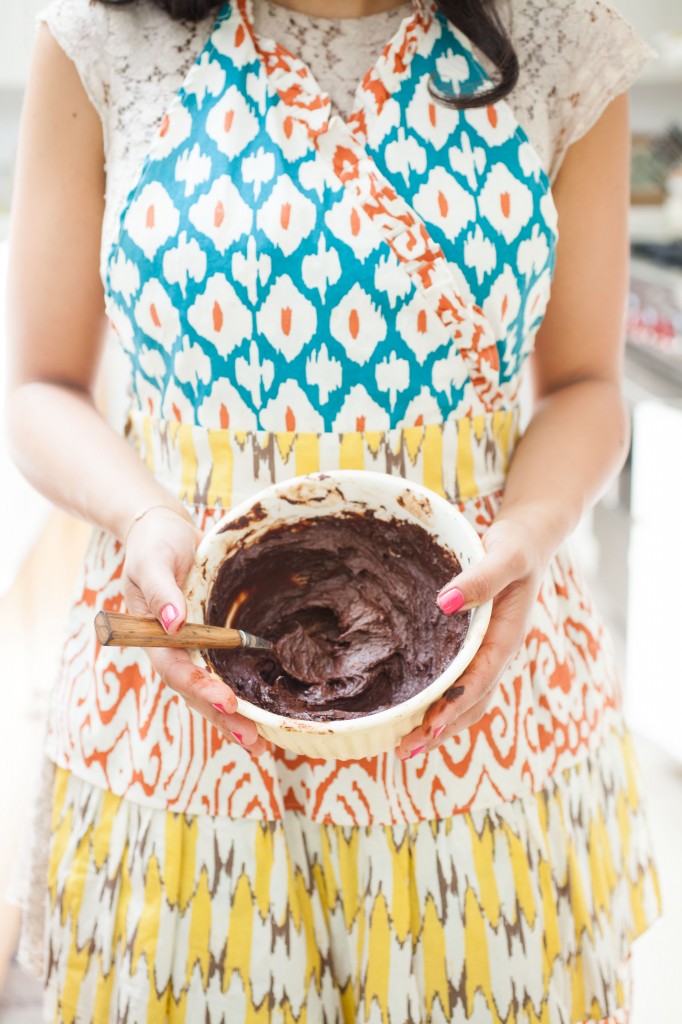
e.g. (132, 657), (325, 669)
(36, 0), (652, 282)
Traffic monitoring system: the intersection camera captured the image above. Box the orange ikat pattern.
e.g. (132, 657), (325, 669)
(46, 411), (625, 822)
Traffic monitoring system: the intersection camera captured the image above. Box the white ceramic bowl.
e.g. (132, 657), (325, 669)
(183, 471), (492, 760)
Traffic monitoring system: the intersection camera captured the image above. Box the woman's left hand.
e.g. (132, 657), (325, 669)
(395, 515), (551, 760)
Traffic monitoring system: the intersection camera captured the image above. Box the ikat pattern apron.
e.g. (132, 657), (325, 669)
(43, 1), (660, 1021)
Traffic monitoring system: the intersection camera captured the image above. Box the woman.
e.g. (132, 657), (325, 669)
(7, 0), (660, 1020)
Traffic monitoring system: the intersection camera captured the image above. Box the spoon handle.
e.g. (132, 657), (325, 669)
(94, 610), (271, 651)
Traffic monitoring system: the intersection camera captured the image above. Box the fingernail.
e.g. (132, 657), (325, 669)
(212, 703), (228, 715)
(437, 587), (465, 615)
(232, 731), (244, 743)
(433, 724), (445, 739)
(409, 745), (426, 759)
(160, 604), (179, 631)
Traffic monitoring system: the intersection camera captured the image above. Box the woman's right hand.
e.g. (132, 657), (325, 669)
(122, 506), (267, 755)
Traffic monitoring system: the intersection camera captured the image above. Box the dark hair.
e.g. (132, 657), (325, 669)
(96, 0), (518, 109)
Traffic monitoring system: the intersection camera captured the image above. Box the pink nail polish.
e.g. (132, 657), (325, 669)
(212, 703), (228, 715)
(160, 604), (179, 631)
(433, 724), (445, 739)
(437, 587), (465, 616)
(232, 732), (244, 743)
(409, 745), (426, 759)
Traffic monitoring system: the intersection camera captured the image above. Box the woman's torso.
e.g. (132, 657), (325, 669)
(38, 0), (649, 823)
(38, 0), (646, 284)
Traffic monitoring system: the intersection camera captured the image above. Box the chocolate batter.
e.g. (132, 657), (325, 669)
(205, 513), (470, 721)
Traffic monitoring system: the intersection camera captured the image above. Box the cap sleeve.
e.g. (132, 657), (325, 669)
(36, 0), (110, 132)
(548, 0), (655, 178)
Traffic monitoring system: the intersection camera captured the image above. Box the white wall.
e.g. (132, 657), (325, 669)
(617, 0), (682, 38)
(0, 0), (46, 89)
(613, 0), (682, 134)
(626, 401), (682, 762)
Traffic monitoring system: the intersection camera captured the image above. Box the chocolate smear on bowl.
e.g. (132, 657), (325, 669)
(205, 513), (470, 722)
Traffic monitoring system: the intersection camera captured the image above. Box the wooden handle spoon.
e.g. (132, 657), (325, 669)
(94, 610), (275, 652)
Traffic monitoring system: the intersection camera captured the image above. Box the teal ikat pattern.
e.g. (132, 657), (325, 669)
(105, 0), (558, 434)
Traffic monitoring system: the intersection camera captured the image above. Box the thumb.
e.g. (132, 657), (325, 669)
(136, 559), (188, 635)
(437, 544), (521, 615)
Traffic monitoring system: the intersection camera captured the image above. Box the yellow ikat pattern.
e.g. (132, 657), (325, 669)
(45, 728), (659, 1024)
(123, 406), (521, 512)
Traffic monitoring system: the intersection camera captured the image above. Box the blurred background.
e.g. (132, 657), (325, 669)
(1, 0), (682, 1021)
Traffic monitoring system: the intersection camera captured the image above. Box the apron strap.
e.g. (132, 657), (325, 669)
(318, 131), (504, 412)
(239, 0), (504, 412)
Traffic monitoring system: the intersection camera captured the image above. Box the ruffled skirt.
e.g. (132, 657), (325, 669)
(24, 726), (659, 1024)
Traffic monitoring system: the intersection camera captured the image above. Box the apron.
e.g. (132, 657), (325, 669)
(49, 0), (619, 822)
(39, 3), (661, 1021)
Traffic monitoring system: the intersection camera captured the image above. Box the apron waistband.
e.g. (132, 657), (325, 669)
(124, 409), (520, 510)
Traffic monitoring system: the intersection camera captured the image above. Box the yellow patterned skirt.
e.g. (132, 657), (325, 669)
(43, 727), (659, 1024)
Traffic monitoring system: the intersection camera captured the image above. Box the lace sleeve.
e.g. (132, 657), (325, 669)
(544, 0), (655, 179)
(35, 0), (110, 139)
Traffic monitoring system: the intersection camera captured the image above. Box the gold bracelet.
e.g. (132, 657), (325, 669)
(123, 503), (195, 549)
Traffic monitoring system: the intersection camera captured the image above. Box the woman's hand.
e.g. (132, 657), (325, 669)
(122, 506), (267, 756)
(396, 516), (549, 760)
